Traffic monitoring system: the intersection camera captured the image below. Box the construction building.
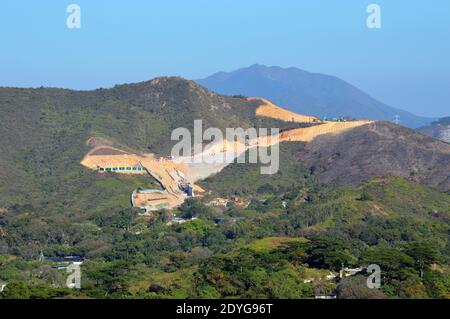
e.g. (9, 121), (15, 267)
(98, 162), (146, 173)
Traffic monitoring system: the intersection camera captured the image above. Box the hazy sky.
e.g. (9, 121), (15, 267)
(0, 0), (449, 117)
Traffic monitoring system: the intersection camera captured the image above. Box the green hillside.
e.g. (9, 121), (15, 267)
(199, 142), (312, 196)
(0, 78), (311, 209)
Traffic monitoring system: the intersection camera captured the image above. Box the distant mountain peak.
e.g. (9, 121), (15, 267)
(196, 65), (435, 128)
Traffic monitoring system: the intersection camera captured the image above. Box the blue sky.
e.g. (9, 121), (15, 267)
(0, 0), (449, 117)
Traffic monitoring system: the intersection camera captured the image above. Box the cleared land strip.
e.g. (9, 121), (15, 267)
(279, 121), (373, 142)
(248, 97), (322, 124)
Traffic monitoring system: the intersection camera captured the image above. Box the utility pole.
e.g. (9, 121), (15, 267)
(393, 115), (401, 125)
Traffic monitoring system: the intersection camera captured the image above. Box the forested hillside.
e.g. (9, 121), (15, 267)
(1, 177), (449, 299)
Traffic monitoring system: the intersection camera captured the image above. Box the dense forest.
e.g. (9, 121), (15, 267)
(1, 177), (449, 299)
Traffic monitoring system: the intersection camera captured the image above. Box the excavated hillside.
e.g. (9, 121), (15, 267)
(78, 93), (374, 210)
(419, 117), (450, 143)
(79, 95), (372, 209)
(1, 76), (448, 213)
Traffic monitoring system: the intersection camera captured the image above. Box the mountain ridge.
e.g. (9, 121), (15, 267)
(418, 116), (450, 143)
(298, 121), (450, 191)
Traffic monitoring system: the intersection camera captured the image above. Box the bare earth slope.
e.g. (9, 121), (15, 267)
(248, 97), (322, 124)
(298, 122), (450, 191)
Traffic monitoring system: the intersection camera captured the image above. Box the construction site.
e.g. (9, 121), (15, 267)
(80, 97), (373, 213)
(80, 146), (203, 213)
